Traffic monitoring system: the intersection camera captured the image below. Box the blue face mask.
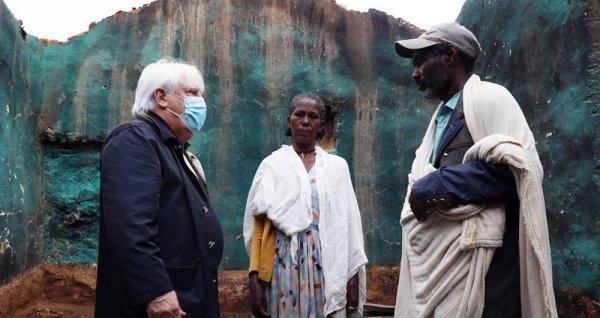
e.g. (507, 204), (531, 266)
(165, 90), (207, 133)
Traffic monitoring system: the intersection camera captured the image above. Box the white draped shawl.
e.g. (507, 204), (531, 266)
(244, 145), (368, 316)
(395, 75), (557, 318)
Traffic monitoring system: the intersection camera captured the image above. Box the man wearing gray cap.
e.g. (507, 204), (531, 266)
(393, 23), (557, 317)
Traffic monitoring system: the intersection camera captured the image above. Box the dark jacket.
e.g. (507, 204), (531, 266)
(412, 100), (518, 205)
(411, 97), (522, 318)
(95, 112), (223, 318)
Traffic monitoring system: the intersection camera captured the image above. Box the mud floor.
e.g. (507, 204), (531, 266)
(0, 265), (399, 317)
(2, 264), (597, 317)
(0, 264), (95, 318)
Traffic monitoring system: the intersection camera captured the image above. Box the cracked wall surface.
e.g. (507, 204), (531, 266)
(459, 0), (600, 299)
(0, 0), (598, 311)
(28, 0), (423, 269)
(0, 0), (43, 285)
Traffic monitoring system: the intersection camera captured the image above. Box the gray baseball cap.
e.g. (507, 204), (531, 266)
(395, 22), (482, 59)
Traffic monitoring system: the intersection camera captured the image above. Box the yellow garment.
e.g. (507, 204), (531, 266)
(249, 214), (276, 282)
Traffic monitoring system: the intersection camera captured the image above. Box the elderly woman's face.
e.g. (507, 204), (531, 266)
(287, 98), (324, 147)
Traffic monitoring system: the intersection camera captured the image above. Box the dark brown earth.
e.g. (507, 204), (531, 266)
(3, 264), (598, 317)
(0, 265), (400, 317)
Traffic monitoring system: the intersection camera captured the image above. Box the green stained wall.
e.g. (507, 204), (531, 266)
(0, 1), (44, 284)
(32, 0), (425, 269)
(459, 0), (600, 296)
(41, 143), (100, 263)
(0, 0), (598, 307)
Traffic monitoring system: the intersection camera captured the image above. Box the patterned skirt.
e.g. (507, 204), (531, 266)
(263, 225), (347, 317)
(262, 168), (347, 317)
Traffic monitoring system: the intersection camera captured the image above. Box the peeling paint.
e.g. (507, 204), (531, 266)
(0, 239), (10, 254)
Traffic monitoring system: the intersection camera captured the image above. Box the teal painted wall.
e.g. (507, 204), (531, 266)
(32, 0), (425, 269)
(0, 1), (44, 284)
(41, 143), (100, 263)
(0, 0), (598, 305)
(459, 0), (600, 296)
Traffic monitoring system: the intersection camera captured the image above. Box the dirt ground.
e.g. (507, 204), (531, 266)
(2, 264), (599, 317)
(0, 264), (399, 317)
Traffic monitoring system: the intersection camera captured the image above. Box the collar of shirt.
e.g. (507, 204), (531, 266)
(431, 91), (462, 164)
(146, 111), (189, 150)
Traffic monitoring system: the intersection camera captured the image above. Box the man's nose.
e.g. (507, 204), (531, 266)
(412, 67), (420, 80)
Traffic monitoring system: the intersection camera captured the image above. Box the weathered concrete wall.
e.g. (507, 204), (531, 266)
(33, 0), (425, 268)
(0, 0), (599, 314)
(0, 1), (44, 285)
(459, 0), (600, 303)
(41, 142), (100, 264)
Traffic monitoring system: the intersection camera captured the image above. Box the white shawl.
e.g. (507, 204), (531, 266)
(395, 75), (557, 318)
(243, 145), (368, 316)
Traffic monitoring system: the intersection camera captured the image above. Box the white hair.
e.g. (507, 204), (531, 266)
(131, 57), (205, 118)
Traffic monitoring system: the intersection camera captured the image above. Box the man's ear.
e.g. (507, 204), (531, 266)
(154, 88), (168, 109)
(444, 45), (458, 66)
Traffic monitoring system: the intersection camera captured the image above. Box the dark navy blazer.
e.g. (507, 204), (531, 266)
(412, 105), (517, 205)
(95, 112), (223, 317)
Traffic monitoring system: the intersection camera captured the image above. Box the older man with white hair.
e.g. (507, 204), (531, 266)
(95, 57), (223, 318)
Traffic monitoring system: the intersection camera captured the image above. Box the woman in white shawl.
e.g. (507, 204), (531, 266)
(244, 93), (368, 317)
